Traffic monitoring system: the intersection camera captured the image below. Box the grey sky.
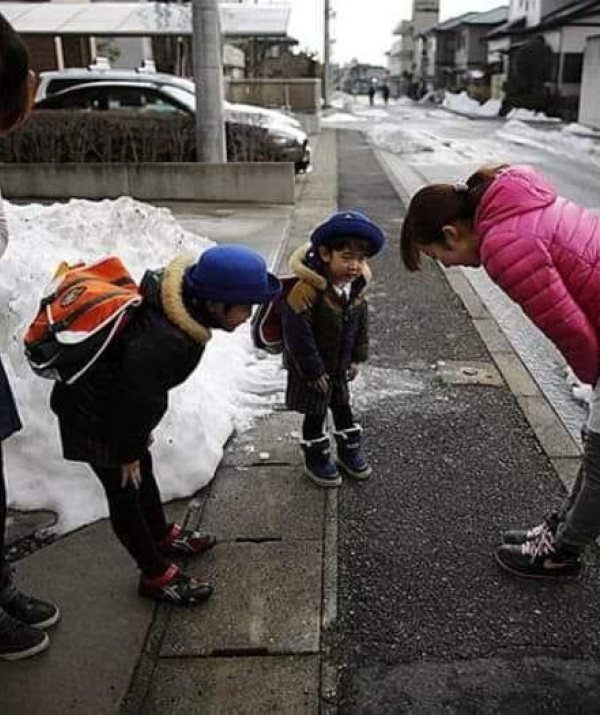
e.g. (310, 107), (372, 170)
(288, 0), (505, 66)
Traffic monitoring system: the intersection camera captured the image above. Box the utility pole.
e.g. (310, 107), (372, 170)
(323, 0), (331, 108)
(192, 0), (226, 162)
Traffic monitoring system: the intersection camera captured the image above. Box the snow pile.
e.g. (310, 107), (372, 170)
(367, 123), (433, 155)
(1, 198), (283, 533)
(563, 122), (600, 138)
(322, 112), (362, 124)
(443, 91), (501, 118)
(506, 107), (561, 123)
(499, 120), (600, 166)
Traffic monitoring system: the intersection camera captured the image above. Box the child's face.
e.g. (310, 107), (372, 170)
(210, 303), (252, 332)
(419, 221), (481, 268)
(318, 245), (368, 286)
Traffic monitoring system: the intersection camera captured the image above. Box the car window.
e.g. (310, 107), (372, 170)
(106, 87), (186, 115)
(41, 87), (108, 111)
(46, 78), (94, 96)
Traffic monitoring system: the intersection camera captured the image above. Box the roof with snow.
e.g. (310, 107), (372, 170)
(486, 0), (600, 39)
(431, 6), (507, 34)
(0, 2), (292, 37)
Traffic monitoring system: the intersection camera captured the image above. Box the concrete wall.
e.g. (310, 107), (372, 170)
(579, 36), (600, 129)
(0, 163), (295, 205)
(226, 78), (321, 114)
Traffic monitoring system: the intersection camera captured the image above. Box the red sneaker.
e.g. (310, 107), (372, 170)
(158, 523), (217, 557)
(138, 564), (213, 605)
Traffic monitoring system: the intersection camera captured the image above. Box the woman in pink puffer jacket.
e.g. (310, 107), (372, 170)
(401, 164), (600, 582)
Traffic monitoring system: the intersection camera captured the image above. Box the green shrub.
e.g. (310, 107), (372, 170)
(0, 111), (278, 163)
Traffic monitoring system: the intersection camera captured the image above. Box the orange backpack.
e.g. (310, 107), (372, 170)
(24, 257), (143, 384)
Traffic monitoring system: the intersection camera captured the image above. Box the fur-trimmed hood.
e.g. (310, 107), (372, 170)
(153, 255), (212, 345)
(289, 242), (372, 292)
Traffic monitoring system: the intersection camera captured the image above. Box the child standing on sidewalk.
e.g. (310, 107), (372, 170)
(400, 163), (600, 581)
(50, 246), (280, 604)
(282, 210), (385, 487)
(0, 10), (60, 661)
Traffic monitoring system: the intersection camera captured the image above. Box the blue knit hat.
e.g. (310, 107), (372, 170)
(185, 245), (281, 305)
(310, 210), (386, 256)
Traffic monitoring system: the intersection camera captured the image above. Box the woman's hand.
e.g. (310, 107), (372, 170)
(347, 363), (360, 381)
(307, 374), (330, 393)
(121, 460), (142, 490)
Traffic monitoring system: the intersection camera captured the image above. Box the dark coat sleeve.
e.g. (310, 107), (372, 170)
(107, 327), (198, 463)
(281, 296), (326, 380)
(352, 302), (369, 363)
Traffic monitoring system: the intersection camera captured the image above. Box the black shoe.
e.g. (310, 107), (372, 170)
(138, 564), (213, 605)
(495, 535), (583, 580)
(502, 511), (561, 546)
(0, 582), (60, 630)
(0, 610), (50, 661)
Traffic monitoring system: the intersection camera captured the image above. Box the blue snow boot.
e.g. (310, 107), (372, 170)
(334, 425), (372, 480)
(301, 436), (341, 488)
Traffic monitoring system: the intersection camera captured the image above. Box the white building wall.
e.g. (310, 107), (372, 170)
(579, 35), (600, 129)
(563, 18), (600, 53)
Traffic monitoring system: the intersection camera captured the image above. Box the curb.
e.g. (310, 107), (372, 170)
(372, 146), (583, 499)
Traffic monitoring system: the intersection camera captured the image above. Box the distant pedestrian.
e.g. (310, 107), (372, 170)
(282, 210), (386, 487)
(401, 163), (600, 581)
(368, 84), (376, 107)
(381, 84), (390, 106)
(0, 10), (61, 662)
(49, 246), (280, 605)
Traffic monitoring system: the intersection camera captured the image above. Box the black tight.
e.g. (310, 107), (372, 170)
(302, 404), (354, 441)
(0, 443), (7, 589)
(91, 451), (169, 578)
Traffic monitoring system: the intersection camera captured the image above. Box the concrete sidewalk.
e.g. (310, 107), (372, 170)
(0, 134), (336, 714)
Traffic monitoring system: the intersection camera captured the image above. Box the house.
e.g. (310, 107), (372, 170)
(426, 7), (508, 99)
(387, 1), (439, 97)
(486, 0), (600, 116)
(579, 34), (600, 127)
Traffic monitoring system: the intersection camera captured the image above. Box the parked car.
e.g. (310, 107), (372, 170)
(36, 67), (308, 155)
(34, 80), (310, 172)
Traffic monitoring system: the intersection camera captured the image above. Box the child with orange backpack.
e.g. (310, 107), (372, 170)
(43, 246), (280, 605)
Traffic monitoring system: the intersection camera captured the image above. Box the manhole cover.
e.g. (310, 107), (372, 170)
(437, 360), (504, 387)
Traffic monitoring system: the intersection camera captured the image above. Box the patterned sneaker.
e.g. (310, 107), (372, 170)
(502, 511), (561, 546)
(495, 532), (583, 580)
(158, 523), (217, 557)
(138, 564), (213, 605)
(0, 610), (49, 661)
(0, 581), (60, 630)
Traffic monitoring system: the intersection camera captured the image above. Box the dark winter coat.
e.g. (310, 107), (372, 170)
(0, 192), (21, 442)
(51, 255), (211, 466)
(0, 357), (21, 442)
(281, 243), (369, 414)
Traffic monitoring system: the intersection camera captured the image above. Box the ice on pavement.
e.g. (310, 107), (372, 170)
(1, 198), (282, 533)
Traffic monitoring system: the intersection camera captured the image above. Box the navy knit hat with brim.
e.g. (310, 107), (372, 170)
(310, 209), (386, 256)
(185, 245), (281, 305)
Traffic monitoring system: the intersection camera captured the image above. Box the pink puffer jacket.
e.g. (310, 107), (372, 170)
(478, 165), (600, 385)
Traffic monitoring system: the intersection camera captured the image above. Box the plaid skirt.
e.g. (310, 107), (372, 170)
(285, 369), (350, 415)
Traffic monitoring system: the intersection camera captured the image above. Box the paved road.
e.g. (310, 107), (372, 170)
(332, 130), (600, 714)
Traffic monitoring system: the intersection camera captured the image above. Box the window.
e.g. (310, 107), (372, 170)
(562, 53), (583, 84)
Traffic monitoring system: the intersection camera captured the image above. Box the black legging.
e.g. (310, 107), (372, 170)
(0, 442), (7, 590)
(91, 450), (169, 578)
(302, 404), (355, 441)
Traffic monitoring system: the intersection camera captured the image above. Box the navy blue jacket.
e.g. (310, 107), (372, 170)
(0, 356), (22, 441)
(281, 244), (369, 380)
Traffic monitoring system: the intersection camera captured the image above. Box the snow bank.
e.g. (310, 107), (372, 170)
(506, 107), (561, 123)
(499, 120), (600, 166)
(443, 91), (501, 118)
(322, 112), (362, 124)
(1, 198), (283, 533)
(367, 123), (433, 155)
